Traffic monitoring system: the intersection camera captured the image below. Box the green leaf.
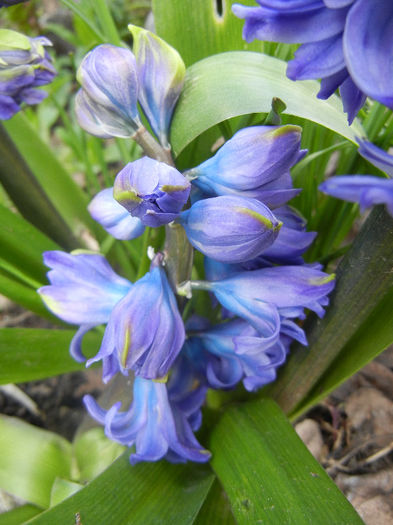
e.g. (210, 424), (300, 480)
(193, 478), (236, 525)
(27, 453), (214, 525)
(265, 206), (393, 416)
(0, 416), (72, 508)
(0, 203), (59, 286)
(170, 51), (363, 157)
(0, 328), (101, 384)
(2, 114), (99, 239)
(153, 0), (264, 66)
(0, 124), (80, 251)
(49, 479), (83, 507)
(0, 504), (41, 525)
(210, 399), (363, 524)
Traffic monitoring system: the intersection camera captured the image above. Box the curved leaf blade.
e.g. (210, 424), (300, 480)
(170, 51), (363, 156)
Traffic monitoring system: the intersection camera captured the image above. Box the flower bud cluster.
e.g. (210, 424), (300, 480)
(0, 29), (56, 120)
(39, 26), (335, 465)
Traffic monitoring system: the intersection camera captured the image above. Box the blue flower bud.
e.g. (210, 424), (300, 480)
(0, 30), (56, 120)
(179, 195), (282, 263)
(87, 266), (185, 381)
(186, 125), (305, 208)
(88, 188), (145, 240)
(129, 25), (186, 148)
(84, 376), (210, 464)
(113, 156), (191, 227)
(76, 44), (142, 138)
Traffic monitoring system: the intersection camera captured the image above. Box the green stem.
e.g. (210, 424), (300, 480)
(91, 0), (121, 46)
(136, 228), (151, 280)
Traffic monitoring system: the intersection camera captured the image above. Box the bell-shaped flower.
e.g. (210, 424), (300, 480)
(87, 266), (185, 381)
(38, 251), (133, 362)
(129, 25), (186, 148)
(113, 156), (190, 227)
(88, 188), (145, 240)
(75, 44), (142, 138)
(179, 195), (282, 263)
(0, 30), (56, 120)
(83, 376), (211, 464)
(233, 0), (393, 122)
(186, 125), (304, 208)
(319, 176), (393, 216)
(190, 265), (335, 337)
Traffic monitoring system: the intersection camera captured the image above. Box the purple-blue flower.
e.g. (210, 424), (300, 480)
(190, 265), (335, 337)
(83, 375), (210, 464)
(113, 156), (190, 227)
(357, 139), (393, 178)
(75, 44), (141, 138)
(186, 125), (304, 208)
(179, 195), (282, 263)
(129, 25), (185, 148)
(319, 176), (393, 215)
(87, 265), (185, 381)
(233, 0), (393, 122)
(0, 30), (56, 120)
(88, 188), (145, 240)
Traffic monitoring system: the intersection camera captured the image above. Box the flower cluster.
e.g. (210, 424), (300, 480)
(39, 27), (336, 465)
(0, 29), (56, 120)
(233, 0), (393, 123)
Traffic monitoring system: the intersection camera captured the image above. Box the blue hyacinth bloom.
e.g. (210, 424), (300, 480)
(87, 265), (185, 381)
(0, 30), (56, 120)
(233, 0), (393, 122)
(186, 125), (304, 208)
(129, 25), (186, 148)
(179, 195), (282, 263)
(84, 376), (211, 464)
(114, 157), (191, 227)
(75, 44), (142, 138)
(319, 176), (393, 216)
(88, 188), (145, 240)
(357, 139), (393, 178)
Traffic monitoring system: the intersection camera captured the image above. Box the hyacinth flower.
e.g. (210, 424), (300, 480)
(129, 25), (186, 148)
(0, 29), (56, 120)
(39, 251), (185, 381)
(179, 195), (282, 263)
(84, 375), (211, 465)
(185, 265), (335, 338)
(88, 188), (145, 240)
(113, 156), (190, 227)
(87, 264), (185, 381)
(319, 140), (393, 216)
(232, 0), (393, 123)
(185, 125), (305, 208)
(75, 44), (142, 139)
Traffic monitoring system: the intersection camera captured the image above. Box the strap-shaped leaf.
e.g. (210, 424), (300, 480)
(0, 328), (101, 384)
(0, 416), (72, 508)
(0, 504), (41, 524)
(170, 51), (363, 157)
(266, 206), (393, 415)
(27, 453), (214, 524)
(210, 399), (363, 524)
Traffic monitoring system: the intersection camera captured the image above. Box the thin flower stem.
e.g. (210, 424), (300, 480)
(136, 227), (151, 281)
(133, 126), (174, 165)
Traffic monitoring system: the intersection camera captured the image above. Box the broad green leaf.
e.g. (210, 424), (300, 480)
(293, 286), (393, 419)
(0, 203), (58, 286)
(266, 206), (393, 416)
(0, 504), (41, 525)
(74, 428), (125, 483)
(0, 416), (72, 508)
(153, 0), (264, 66)
(210, 399), (363, 524)
(193, 478), (236, 525)
(27, 453), (214, 525)
(0, 124), (79, 251)
(170, 52), (363, 157)
(0, 328), (101, 384)
(3, 113), (100, 239)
